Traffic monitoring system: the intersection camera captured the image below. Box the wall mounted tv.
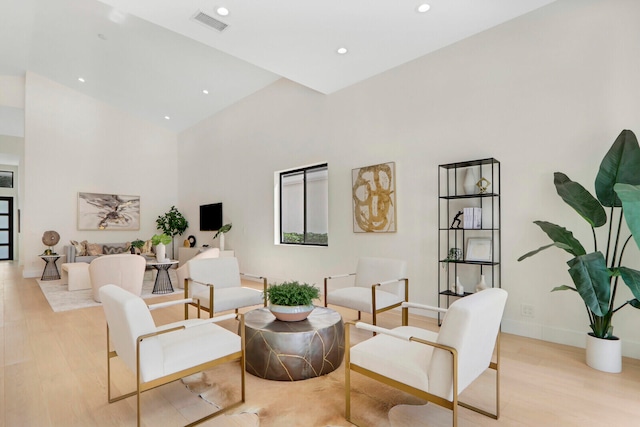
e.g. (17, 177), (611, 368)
(200, 203), (223, 231)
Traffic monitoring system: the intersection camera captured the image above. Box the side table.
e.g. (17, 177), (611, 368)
(40, 254), (64, 281)
(146, 260), (178, 294)
(244, 306), (344, 381)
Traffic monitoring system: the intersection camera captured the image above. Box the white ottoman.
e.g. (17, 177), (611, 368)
(61, 263), (91, 291)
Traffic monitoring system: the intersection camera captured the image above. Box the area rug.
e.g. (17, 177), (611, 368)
(36, 269), (181, 312)
(182, 361), (427, 427)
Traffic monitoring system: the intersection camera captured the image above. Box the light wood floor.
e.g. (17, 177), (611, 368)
(1, 260), (639, 426)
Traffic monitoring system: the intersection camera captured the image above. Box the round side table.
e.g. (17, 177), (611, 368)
(244, 306), (344, 381)
(40, 254), (64, 281)
(146, 260), (178, 294)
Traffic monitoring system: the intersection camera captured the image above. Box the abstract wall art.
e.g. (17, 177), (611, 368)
(352, 161), (396, 233)
(77, 192), (140, 230)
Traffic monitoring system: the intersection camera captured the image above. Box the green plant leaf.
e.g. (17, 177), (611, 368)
(213, 223), (232, 239)
(551, 285), (577, 292)
(630, 299), (640, 309)
(567, 252), (611, 317)
(618, 266), (640, 302)
(554, 173), (606, 227)
(535, 221), (586, 256)
(614, 183), (640, 251)
(595, 130), (640, 207)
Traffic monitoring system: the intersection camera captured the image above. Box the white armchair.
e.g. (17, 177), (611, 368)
(175, 247), (220, 289)
(100, 284), (245, 427)
(89, 254), (146, 302)
(184, 257), (267, 318)
(324, 257), (409, 326)
(345, 288), (508, 427)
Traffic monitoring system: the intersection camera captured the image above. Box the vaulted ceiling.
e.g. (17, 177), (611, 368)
(0, 0), (556, 132)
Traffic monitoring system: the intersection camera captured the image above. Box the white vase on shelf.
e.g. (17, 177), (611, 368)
(219, 233), (225, 251)
(463, 168), (477, 195)
(475, 275), (488, 292)
(455, 276), (464, 295)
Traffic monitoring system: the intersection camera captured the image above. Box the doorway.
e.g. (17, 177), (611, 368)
(0, 197), (14, 260)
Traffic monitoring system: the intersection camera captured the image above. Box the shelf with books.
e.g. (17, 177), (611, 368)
(437, 158), (501, 324)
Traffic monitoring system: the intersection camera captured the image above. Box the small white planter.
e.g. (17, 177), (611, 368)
(586, 333), (622, 373)
(269, 304), (314, 322)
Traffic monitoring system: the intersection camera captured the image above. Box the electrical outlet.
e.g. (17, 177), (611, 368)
(521, 304), (535, 318)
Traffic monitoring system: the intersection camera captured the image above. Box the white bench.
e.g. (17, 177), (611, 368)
(61, 263), (91, 291)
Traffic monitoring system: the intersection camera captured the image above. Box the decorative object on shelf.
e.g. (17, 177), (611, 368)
(476, 177), (491, 194)
(448, 248), (463, 261)
(151, 233), (171, 262)
(518, 129), (640, 373)
(352, 161), (396, 233)
(187, 235), (197, 247)
(183, 239), (190, 247)
(475, 275), (488, 292)
(463, 168), (477, 195)
(456, 278), (464, 296)
(156, 206), (189, 259)
(465, 238), (492, 262)
(130, 239), (145, 254)
(451, 276), (463, 294)
(77, 192), (140, 230)
(265, 281), (320, 322)
(213, 223), (232, 251)
(42, 230), (60, 254)
(450, 211), (463, 229)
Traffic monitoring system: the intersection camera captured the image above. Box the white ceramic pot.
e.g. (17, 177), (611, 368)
(269, 304), (314, 322)
(586, 333), (621, 373)
(155, 243), (166, 262)
(219, 233), (225, 251)
(475, 275), (488, 292)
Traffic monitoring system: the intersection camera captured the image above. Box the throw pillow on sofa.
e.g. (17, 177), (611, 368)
(103, 243), (131, 255)
(70, 240), (88, 256)
(86, 243), (103, 256)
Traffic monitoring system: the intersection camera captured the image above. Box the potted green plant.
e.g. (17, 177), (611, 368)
(130, 239), (145, 254)
(151, 233), (172, 262)
(213, 223), (232, 251)
(265, 281), (320, 322)
(156, 206), (189, 258)
(518, 129), (640, 373)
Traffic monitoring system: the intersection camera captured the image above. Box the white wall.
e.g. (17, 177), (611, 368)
(178, 0), (640, 358)
(22, 72), (179, 277)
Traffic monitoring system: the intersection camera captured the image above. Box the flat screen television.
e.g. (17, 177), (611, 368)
(200, 203), (223, 231)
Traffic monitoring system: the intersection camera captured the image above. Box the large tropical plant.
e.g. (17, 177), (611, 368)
(518, 130), (640, 339)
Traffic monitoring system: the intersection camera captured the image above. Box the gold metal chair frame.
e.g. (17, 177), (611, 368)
(345, 321), (500, 427)
(324, 275), (409, 326)
(106, 309), (246, 427)
(184, 274), (267, 319)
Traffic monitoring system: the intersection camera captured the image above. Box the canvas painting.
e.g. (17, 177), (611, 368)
(77, 192), (140, 230)
(352, 161), (396, 233)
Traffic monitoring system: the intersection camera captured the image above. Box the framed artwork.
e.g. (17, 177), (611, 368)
(0, 171), (13, 188)
(465, 238), (492, 262)
(77, 192), (140, 230)
(352, 161), (396, 233)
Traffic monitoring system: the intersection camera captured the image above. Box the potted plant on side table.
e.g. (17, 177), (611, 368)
(518, 129), (640, 373)
(151, 233), (172, 262)
(265, 281), (320, 322)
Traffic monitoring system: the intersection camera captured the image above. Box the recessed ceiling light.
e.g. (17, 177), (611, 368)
(417, 4), (431, 13)
(337, 47), (348, 55)
(164, 116), (170, 120)
(216, 7), (229, 16)
(202, 89), (209, 95)
(78, 77), (85, 83)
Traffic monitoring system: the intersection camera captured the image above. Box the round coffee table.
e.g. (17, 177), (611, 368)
(244, 306), (344, 381)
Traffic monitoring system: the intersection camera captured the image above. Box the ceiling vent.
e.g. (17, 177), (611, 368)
(192, 10), (228, 32)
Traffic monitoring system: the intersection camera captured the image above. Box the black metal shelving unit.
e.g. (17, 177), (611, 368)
(437, 158), (501, 324)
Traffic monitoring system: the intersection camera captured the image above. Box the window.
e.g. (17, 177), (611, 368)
(277, 163), (328, 246)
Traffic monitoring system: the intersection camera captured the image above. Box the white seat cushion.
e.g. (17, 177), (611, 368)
(327, 287), (403, 313)
(350, 326), (437, 392)
(193, 287), (264, 313)
(140, 320), (241, 383)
